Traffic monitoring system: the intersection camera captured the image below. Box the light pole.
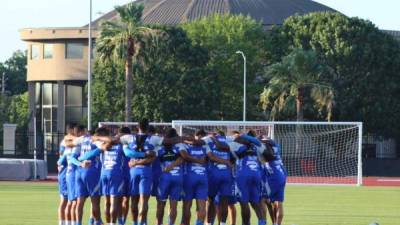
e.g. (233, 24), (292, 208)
(87, 0), (93, 131)
(236, 50), (246, 121)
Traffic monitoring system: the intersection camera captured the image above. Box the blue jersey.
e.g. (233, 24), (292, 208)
(64, 145), (80, 174)
(58, 143), (67, 175)
(78, 135), (101, 173)
(267, 140), (287, 176)
(158, 144), (183, 176)
(206, 136), (232, 172)
(101, 144), (124, 177)
(234, 143), (261, 173)
(122, 134), (156, 171)
(184, 145), (207, 176)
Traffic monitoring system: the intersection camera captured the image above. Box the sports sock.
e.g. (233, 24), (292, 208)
(132, 221), (138, 225)
(258, 219), (266, 225)
(220, 223), (226, 225)
(139, 220), (147, 225)
(66, 221), (71, 225)
(94, 221), (102, 225)
(76, 221), (82, 225)
(118, 217), (124, 225)
(195, 219), (204, 225)
(88, 217), (94, 225)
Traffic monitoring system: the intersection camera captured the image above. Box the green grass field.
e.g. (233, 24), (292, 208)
(0, 182), (399, 225)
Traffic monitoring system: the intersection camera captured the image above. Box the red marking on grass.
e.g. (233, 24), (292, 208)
(2, 175), (400, 187)
(287, 176), (400, 187)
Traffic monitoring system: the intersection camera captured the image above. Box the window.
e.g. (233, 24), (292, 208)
(65, 83), (85, 124)
(31, 45), (40, 59)
(44, 44), (53, 59)
(66, 42), (83, 59)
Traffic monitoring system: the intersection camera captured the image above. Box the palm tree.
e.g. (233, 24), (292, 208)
(260, 49), (334, 121)
(96, 3), (160, 122)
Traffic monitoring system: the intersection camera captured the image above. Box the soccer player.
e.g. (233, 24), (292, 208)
(262, 138), (287, 225)
(79, 127), (125, 225)
(149, 125), (162, 201)
(155, 128), (185, 225)
(120, 119), (158, 225)
(61, 123), (81, 225)
(213, 169), (238, 225)
(57, 123), (75, 225)
(219, 133), (266, 225)
(180, 130), (208, 225)
(68, 125), (102, 225)
(117, 126), (132, 225)
(203, 131), (234, 225)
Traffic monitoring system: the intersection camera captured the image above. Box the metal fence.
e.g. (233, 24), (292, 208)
(0, 131), (64, 158)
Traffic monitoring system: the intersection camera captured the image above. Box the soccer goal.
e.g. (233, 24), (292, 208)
(98, 122), (172, 135)
(172, 120), (363, 186)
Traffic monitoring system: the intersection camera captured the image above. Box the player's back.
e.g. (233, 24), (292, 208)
(206, 136), (231, 172)
(158, 144), (183, 176)
(101, 144), (124, 177)
(185, 144), (207, 176)
(231, 142), (261, 174)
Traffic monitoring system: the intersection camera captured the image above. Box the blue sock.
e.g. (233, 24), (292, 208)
(258, 219), (266, 225)
(195, 219), (204, 225)
(76, 222), (82, 225)
(118, 217), (124, 225)
(132, 221), (138, 225)
(88, 218), (94, 225)
(139, 221), (146, 225)
(94, 221), (102, 225)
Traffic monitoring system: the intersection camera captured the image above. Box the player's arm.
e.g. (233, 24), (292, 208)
(180, 150), (206, 164)
(210, 136), (230, 152)
(207, 151), (232, 167)
(182, 136), (206, 146)
(129, 151), (156, 167)
(240, 134), (262, 147)
(92, 135), (113, 150)
(123, 145), (147, 158)
(163, 156), (184, 173)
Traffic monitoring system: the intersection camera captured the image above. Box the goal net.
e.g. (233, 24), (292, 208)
(98, 122), (172, 136)
(172, 120), (363, 186)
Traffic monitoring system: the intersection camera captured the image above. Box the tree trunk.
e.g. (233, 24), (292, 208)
(125, 56), (133, 122)
(296, 87), (305, 121)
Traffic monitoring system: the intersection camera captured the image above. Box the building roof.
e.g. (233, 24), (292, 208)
(89, 0), (337, 28)
(382, 30), (400, 41)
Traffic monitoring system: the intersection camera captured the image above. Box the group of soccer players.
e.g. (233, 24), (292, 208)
(57, 119), (287, 225)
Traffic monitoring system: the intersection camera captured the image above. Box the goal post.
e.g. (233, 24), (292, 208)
(172, 120), (363, 186)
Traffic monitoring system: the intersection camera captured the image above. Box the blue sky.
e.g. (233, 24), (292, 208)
(1, 0), (399, 62)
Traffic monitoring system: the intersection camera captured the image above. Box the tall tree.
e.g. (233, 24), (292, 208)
(96, 3), (160, 122)
(182, 14), (267, 120)
(92, 26), (218, 123)
(260, 49), (334, 121)
(0, 50), (27, 95)
(266, 12), (400, 137)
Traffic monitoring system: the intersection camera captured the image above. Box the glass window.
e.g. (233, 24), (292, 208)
(31, 45), (40, 60)
(66, 85), (83, 106)
(44, 44), (53, 59)
(42, 83), (52, 105)
(35, 83), (41, 106)
(66, 42), (83, 59)
(52, 84), (58, 105)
